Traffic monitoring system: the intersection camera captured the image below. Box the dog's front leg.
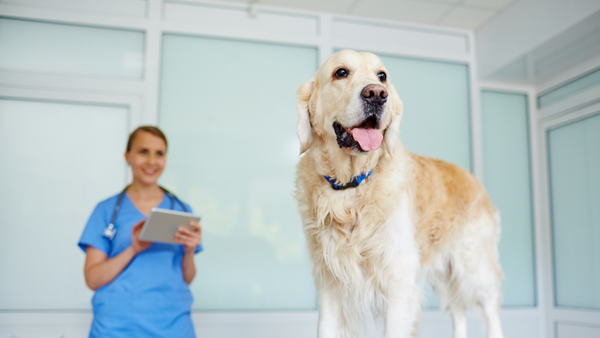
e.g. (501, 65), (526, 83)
(384, 282), (420, 338)
(317, 285), (349, 338)
(384, 266), (421, 338)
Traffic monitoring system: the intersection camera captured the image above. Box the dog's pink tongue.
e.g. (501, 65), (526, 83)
(350, 128), (383, 151)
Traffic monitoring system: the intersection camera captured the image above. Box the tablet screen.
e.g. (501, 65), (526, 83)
(138, 208), (200, 244)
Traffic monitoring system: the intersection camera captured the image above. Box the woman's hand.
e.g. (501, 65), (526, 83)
(174, 221), (202, 254)
(131, 220), (152, 254)
(178, 221), (201, 284)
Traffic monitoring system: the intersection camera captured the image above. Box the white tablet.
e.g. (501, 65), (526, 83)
(138, 208), (200, 244)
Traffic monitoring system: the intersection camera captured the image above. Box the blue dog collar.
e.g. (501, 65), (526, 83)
(324, 170), (372, 190)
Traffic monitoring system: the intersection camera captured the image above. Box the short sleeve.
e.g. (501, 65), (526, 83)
(183, 203), (202, 254)
(78, 203), (111, 255)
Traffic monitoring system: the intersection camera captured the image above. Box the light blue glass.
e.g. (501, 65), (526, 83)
(0, 18), (144, 78)
(159, 34), (318, 311)
(481, 91), (536, 307)
(378, 55), (472, 172)
(0, 99), (129, 310)
(548, 113), (600, 310)
(539, 68), (600, 108)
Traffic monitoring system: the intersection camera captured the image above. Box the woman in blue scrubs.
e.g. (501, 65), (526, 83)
(78, 126), (202, 337)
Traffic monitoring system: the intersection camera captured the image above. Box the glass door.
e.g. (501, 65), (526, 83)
(545, 108), (600, 337)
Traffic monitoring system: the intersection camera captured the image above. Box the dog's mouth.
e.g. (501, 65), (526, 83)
(333, 115), (383, 152)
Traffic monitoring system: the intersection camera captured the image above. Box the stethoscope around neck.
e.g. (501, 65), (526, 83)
(102, 186), (189, 240)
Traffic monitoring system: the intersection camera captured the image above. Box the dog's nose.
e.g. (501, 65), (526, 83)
(361, 84), (388, 103)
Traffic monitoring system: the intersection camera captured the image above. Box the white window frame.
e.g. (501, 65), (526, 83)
(479, 81), (545, 338)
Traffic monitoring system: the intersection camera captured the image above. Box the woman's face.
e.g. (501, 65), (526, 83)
(125, 131), (167, 186)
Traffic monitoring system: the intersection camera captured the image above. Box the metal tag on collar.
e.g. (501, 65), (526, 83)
(103, 223), (116, 240)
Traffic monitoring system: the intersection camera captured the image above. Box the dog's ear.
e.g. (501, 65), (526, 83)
(297, 77), (315, 154)
(384, 85), (403, 153)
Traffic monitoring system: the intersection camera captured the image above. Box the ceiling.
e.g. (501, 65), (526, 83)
(486, 9), (600, 84)
(216, 0), (519, 30)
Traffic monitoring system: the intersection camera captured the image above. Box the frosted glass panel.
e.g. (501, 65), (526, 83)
(0, 18), (144, 78)
(3, 0), (147, 18)
(481, 91), (535, 307)
(0, 99), (129, 310)
(549, 113), (600, 310)
(557, 322), (600, 338)
(159, 34), (317, 310)
(539, 68), (600, 108)
(379, 55), (471, 171)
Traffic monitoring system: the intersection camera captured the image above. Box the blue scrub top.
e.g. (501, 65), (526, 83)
(78, 192), (202, 338)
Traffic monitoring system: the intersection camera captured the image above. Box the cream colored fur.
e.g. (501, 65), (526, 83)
(294, 50), (504, 338)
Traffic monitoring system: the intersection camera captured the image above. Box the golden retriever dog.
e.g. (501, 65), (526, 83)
(294, 49), (504, 338)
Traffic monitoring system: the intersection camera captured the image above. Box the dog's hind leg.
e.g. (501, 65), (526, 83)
(428, 238), (503, 337)
(474, 213), (504, 338)
(478, 295), (503, 338)
(444, 255), (504, 338)
(428, 264), (468, 338)
(449, 213), (504, 338)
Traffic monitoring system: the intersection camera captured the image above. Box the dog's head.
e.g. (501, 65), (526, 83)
(297, 50), (403, 158)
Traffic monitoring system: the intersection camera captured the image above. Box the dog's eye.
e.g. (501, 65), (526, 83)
(378, 72), (387, 82)
(334, 68), (348, 79)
